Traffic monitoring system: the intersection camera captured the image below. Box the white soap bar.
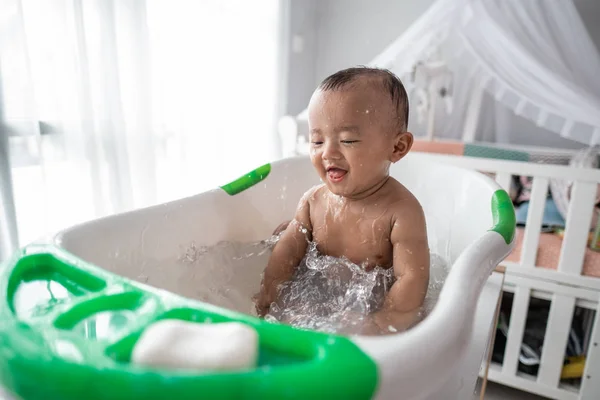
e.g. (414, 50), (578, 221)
(131, 320), (259, 371)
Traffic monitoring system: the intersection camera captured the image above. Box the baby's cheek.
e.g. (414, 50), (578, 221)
(352, 153), (366, 168)
(309, 154), (323, 171)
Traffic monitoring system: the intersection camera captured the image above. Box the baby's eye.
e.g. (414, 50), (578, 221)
(311, 141), (323, 145)
(341, 140), (360, 144)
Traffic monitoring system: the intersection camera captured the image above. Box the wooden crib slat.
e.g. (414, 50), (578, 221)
(495, 172), (512, 192)
(537, 295), (576, 387)
(580, 303), (600, 399)
(504, 272), (599, 303)
(520, 177), (549, 268)
(557, 181), (597, 274)
(502, 286), (531, 376)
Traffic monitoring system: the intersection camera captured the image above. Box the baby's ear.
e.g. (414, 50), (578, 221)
(391, 131), (413, 163)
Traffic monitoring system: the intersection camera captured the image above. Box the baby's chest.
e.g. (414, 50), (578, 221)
(310, 212), (394, 268)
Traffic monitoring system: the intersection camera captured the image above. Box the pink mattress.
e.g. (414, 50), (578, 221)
(505, 228), (600, 277)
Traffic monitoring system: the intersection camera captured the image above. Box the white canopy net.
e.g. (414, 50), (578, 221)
(299, 0), (600, 147)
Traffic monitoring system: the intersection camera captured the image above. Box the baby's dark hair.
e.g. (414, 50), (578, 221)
(318, 66), (409, 131)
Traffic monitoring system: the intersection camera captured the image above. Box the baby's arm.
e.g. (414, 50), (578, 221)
(372, 201), (430, 332)
(255, 193), (312, 316)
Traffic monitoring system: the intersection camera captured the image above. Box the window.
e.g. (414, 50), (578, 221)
(1, 0), (283, 247)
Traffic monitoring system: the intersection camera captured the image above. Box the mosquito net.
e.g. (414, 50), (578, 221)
(298, 0), (600, 148)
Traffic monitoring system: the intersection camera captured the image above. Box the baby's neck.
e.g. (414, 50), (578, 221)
(344, 175), (390, 202)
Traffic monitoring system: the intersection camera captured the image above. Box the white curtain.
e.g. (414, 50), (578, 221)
(0, 0), (281, 252)
(351, 0), (600, 147)
(453, 0), (600, 145)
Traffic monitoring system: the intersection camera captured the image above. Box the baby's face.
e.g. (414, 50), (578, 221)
(307, 83), (411, 199)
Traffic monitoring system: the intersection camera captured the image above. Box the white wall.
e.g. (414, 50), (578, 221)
(284, 0), (436, 115)
(283, 0), (319, 116)
(313, 0), (436, 87)
(576, 0), (600, 54)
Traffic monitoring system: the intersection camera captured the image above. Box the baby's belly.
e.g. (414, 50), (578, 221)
(313, 241), (394, 270)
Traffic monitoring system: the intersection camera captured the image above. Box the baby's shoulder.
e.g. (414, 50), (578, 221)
(385, 178), (424, 218)
(299, 184), (326, 205)
(294, 184), (326, 217)
(384, 179), (427, 241)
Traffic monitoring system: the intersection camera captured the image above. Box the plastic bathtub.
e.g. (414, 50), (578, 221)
(0, 153), (515, 400)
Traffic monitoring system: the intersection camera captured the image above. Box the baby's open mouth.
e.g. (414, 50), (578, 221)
(326, 167), (347, 183)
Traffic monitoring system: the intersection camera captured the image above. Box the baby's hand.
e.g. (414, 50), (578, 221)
(252, 292), (270, 317)
(272, 220), (291, 236)
(371, 308), (421, 333)
(357, 317), (385, 336)
(336, 311), (385, 336)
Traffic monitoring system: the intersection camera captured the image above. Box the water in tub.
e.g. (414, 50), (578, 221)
(90, 231), (448, 337)
(164, 234), (449, 335)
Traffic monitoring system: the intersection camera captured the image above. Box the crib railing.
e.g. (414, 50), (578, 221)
(412, 153), (600, 400)
(412, 154), (600, 280)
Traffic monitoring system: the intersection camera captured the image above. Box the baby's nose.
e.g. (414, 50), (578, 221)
(322, 142), (342, 160)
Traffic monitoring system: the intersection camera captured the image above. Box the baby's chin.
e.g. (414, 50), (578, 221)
(319, 180), (343, 195)
(326, 187), (346, 197)
(318, 172), (366, 198)
(323, 182), (356, 198)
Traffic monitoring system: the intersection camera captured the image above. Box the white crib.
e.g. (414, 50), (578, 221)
(280, 118), (600, 400)
(414, 153), (600, 400)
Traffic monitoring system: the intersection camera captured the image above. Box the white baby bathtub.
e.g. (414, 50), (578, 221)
(0, 153), (514, 400)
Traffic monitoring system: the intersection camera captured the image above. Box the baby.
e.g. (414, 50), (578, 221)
(255, 67), (430, 334)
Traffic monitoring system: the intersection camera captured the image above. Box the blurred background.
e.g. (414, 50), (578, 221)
(2, 2), (600, 399)
(1, 0), (599, 255)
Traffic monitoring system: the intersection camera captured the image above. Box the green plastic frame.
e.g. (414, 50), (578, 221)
(490, 189), (516, 245)
(221, 164), (271, 195)
(0, 245), (378, 400)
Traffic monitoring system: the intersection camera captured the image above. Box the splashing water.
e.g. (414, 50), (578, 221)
(172, 235), (449, 335)
(327, 194), (346, 219)
(264, 240), (449, 335)
(265, 241), (394, 334)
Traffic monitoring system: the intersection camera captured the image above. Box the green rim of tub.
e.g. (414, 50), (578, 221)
(221, 163), (271, 195)
(490, 189), (516, 245)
